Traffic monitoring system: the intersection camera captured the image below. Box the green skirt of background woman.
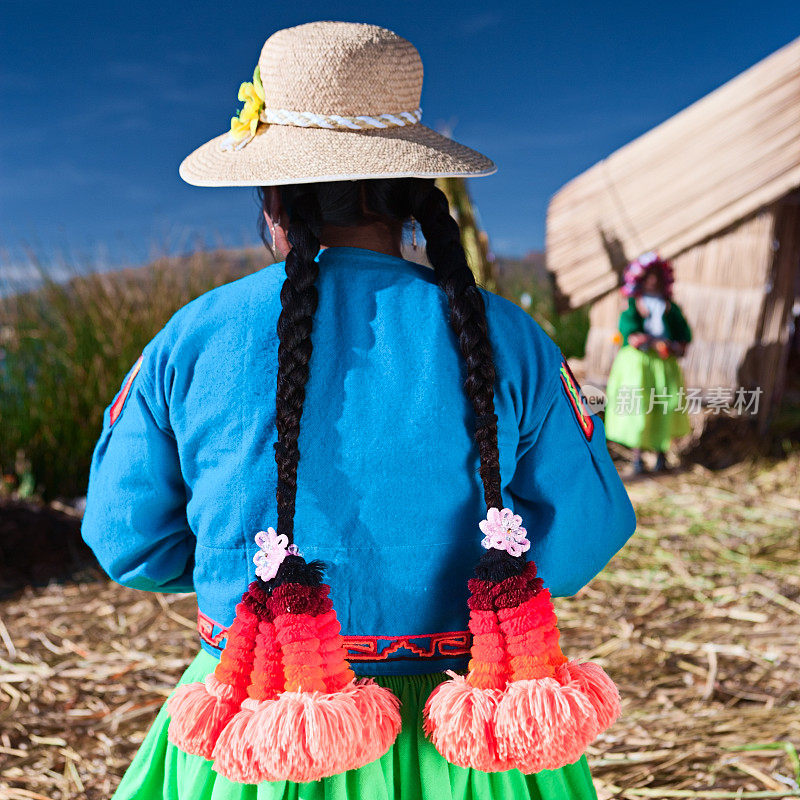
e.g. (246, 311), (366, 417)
(604, 345), (691, 452)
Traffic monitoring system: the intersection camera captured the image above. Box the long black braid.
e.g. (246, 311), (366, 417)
(273, 191), (322, 542)
(257, 178), (521, 586)
(404, 184), (523, 582)
(407, 185), (503, 511)
(265, 188), (326, 587)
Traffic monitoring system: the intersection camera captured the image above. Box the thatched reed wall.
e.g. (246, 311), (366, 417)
(546, 36), (800, 308)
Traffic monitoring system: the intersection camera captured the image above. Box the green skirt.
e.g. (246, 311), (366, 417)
(112, 650), (598, 800)
(604, 345), (691, 452)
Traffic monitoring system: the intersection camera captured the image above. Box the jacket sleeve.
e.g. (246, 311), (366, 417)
(81, 350), (195, 593)
(506, 365), (636, 596)
(667, 302), (692, 344)
(618, 298), (643, 346)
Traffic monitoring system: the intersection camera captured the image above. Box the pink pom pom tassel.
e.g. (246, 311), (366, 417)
(166, 675), (246, 760)
(243, 688), (365, 782)
(423, 672), (512, 772)
(343, 679), (402, 766)
(557, 661), (621, 732)
(212, 680), (401, 783)
(494, 677), (599, 773)
(210, 699), (271, 784)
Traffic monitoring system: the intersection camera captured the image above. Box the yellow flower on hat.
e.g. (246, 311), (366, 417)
(229, 66), (265, 142)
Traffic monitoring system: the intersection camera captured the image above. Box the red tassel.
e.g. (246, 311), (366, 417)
(423, 578), (513, 771)
(211, 610), (286, 782)
(167, 586), (266, 759)
(212, 579), (401, 783)
(424, 541), (621, 774)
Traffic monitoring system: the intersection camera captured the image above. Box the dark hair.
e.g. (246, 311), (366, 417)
(643, 264), (669, 295)
(259, 179), (521, 581)
(622, 253), (674, 300)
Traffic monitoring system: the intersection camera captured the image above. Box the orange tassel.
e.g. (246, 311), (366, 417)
(273, 611), (326, 692)
(167, 587), (264, 759)
(423, 587), (511, 768)
(247, 618), (284, 701)
(498, 590), (567, 680)
(213, 578), (401, 782)
(315, 609), (355, 692)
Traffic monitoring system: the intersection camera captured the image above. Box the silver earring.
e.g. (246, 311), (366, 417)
(411, 217), (417, 250)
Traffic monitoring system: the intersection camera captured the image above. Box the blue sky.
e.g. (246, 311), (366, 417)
(2, 0), (799, 266)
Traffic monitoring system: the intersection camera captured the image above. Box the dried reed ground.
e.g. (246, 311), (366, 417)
(0, 456), (798, 800)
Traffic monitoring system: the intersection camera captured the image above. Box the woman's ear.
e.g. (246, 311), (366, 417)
(264, 186), (291, 258)
(266, 185), (283, 224)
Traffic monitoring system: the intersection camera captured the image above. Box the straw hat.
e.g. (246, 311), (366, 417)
(179, 21), (496, 186)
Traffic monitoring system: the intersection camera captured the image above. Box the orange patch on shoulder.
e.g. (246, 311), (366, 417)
(109, 355), (143, 426)
(559, 358), (594, 440)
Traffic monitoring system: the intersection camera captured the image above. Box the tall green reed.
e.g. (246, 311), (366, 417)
(0, 250), (265, 500)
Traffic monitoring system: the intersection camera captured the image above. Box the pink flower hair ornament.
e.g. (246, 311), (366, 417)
(479, 507), (531, 557)
(253, 527), (299, 581)
(621, 251), (675, 299)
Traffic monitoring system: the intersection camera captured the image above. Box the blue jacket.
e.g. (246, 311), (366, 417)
(82, 245), (636, 676)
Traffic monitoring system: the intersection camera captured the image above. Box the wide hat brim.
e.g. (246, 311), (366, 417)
(179, 122), (496, 187)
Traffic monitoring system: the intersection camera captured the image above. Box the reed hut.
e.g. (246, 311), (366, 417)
(546, 37), (800, 425)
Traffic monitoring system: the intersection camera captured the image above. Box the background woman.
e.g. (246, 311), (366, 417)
(604, 252), (693, 473)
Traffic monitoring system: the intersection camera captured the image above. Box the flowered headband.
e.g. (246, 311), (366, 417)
(621, 251), (674, 299)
